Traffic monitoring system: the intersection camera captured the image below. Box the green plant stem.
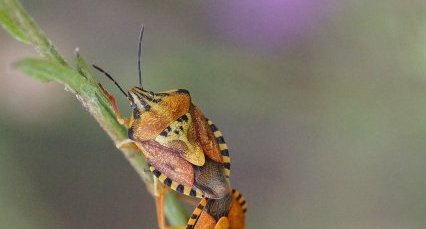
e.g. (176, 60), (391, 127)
(0, 0), (188, 226)
(0, 0), (66, 65)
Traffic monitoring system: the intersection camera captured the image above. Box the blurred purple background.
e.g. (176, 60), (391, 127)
(208, 0), (332, 49)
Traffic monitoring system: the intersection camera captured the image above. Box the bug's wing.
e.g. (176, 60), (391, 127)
(190, 105), (231, 178)
(136, 140), (204, 198)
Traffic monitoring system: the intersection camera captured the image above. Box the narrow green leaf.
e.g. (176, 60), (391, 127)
(165, 192), (189, 226)
(75, 50), (97, 84)
(74, 51), (116, 112)
(0, 9), (30, 44)
(17, 58), (85, 90)
(0, 0), (67, 65)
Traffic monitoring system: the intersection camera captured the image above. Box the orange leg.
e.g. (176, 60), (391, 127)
(154, 177), (168, 229)
(98, 84), (135, 149)
(155, 194), (166, 229)
(98, 84), (130, 127)
(153, 178), (190, 229)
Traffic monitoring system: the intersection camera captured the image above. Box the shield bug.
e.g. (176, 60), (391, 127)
(93, 26), (246, 229)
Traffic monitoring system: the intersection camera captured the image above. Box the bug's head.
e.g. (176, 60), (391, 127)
(128, 86), (158, 112)
(128, 87), (191, 114)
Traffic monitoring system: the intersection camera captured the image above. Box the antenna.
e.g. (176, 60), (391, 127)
(138, 25), (144, 86)
(92, 64), (128, 97)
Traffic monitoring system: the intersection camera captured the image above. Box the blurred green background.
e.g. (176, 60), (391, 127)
(1, 0), (426, 228)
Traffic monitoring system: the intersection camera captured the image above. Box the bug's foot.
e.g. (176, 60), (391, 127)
(115, 139), (136, 150)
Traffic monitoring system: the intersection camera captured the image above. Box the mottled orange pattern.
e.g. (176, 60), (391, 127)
(194, 212), (216, 229)
(132, 93), (190, 141)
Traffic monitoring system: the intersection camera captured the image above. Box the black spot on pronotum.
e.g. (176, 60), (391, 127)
(174, 130), (180, 135)
(181, 114), (188, 122)
(160, 130), (168, 137)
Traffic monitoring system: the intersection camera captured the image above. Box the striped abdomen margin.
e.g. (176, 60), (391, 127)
(232, 189), (247, 213)
(186, 198), (208, 229)
(149, 165), (203, 198)
(207, 119), (231, 178)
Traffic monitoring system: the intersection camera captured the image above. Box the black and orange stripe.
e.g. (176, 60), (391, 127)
(186, 198), (207, 229)
(207, 119), (231, 178)
(232, 189), (247, 214)
(149, 165), (203, 198)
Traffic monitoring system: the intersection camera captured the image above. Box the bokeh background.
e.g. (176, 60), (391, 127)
(1, 0), (426, 228)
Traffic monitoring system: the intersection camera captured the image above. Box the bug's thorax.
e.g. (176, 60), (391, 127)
(127, 86), (192, 141)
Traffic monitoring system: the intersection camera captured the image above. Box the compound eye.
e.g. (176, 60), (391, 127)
(132, 107), (140, 119)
